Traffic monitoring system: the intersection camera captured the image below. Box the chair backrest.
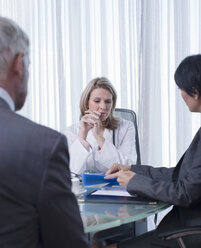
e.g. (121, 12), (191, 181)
(114, 108), (141, 165)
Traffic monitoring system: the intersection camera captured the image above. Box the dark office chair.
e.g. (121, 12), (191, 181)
(114, 108), (141, 165)
(159, 226), (201, 248)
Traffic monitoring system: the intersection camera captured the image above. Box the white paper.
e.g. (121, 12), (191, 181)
(91, 186), (134, 197)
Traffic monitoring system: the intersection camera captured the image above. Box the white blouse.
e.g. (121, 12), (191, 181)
(65, 119), (137, 174)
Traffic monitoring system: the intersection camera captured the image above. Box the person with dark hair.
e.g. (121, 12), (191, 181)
(66, 77), (137, 174)
(174, 54), (201, 96)
(104, 54), (201, 248)
(0, 16), (89, 248)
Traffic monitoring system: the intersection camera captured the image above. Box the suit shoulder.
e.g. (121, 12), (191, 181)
(12, 112), (64, 140)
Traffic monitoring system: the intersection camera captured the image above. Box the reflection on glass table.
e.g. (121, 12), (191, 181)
(81, 213), (121, 233)
(78, 185), (171, 233)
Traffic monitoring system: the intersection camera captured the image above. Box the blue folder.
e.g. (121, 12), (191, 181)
(82, 173), (118, 186)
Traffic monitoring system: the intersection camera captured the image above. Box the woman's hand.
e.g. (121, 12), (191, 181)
(78, 110), (101, 140)
(105, 163), (131, 175)
(79, 110), (106, 149)
(105, 170), (135, 186)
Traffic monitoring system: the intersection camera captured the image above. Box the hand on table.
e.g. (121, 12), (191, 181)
(105, 163), (131, 175)
(105, 169), (135, 186)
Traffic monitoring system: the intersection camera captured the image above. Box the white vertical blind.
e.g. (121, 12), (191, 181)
(0, 0), (201, 168)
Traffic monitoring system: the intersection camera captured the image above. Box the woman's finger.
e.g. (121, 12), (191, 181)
(105, 163), (120, 175)
(104, 171), (119, 179)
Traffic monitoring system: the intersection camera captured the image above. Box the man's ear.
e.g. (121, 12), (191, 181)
(12, 53), (24, 75)
(193, 89), (200, 100)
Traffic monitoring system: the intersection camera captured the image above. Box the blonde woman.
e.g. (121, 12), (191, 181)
(66, 77), (137, 174)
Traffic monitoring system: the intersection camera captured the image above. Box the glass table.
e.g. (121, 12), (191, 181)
(78, 185), (171, 234)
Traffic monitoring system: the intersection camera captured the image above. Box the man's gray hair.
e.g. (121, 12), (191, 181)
(0, 17), (29, 80)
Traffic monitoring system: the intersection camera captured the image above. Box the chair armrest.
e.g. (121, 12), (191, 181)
(159, 227), (201, 240)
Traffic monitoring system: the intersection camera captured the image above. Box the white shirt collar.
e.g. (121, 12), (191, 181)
(0, 87), (15, 111)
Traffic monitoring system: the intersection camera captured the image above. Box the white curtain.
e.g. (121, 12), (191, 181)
(0, 0), (201, 168)
(139, 0), (201, 167)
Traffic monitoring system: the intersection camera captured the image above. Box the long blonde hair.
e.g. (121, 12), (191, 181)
(80, 77), (119, 130)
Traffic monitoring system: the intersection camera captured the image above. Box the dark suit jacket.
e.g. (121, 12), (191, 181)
(128, 127), (201, 231)
(0, 97), (89, 248)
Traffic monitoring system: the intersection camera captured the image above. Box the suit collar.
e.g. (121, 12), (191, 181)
(0, 88), (15, 111)
(0, 97), (12, 110)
